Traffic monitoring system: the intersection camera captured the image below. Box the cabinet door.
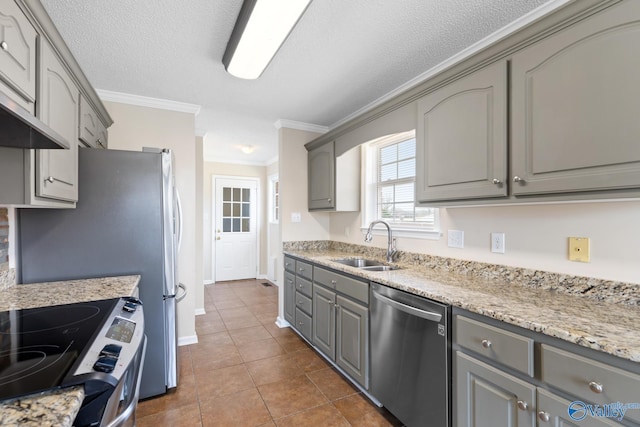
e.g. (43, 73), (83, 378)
(308, 141), (335, 210)
(336, 295), (368, 389)
(416, 60), (507, 202)
(537, 388), (623, 427)
(284, 271), (295, 324)
(0, 0), (37, 112)
(455, 351), (535, 427)
(79, 93), (104, 148)
(511, 1), (640, 196)
(36, 40), (78, 201)
(312, 284), (335, 359)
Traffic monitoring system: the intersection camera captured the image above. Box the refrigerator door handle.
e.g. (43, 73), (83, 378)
(176, 282), (187, 302)
(175, 189), (183, 253)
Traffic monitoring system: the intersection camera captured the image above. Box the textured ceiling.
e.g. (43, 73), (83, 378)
(40, 0), (551, 165)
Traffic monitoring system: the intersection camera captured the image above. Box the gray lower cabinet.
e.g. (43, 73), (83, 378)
(312, 283), (336, 359)
(416, 59), (508, 203)
(456, 351), (536, 427)
(335, 295), (368, 388)
(283, 271), (295, 324)
(510, 0), (640, 197)
(537, 388), (623, 427)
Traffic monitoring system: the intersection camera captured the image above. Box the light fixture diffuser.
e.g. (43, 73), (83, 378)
(223, 0), (312, 79)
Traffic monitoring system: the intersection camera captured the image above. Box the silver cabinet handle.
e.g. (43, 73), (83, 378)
(0, 41), (7, 51)
(298, 267), (305, 272)
(97, 138), (105, 148)
(287, 279), (293, 284)
(513, 176), (524, 183)
(330, 279), (337, 285)
(481, 339), (492, 349)
(538, 411), (550, 422)
(492, 179), (502, 184)
(517, 400), (528, 411)
(589, 381), (603, 394)
(297, 283), (303, 288)
(372, 290), (442, 322)
(327, 198), (331, 202)
(45, 176), (55, 183)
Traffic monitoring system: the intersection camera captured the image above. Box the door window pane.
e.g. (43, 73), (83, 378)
(233, 218), (240, 232)
(223, 187), (231, 202)
(223, 203), (231, 216)
(242, 188), (250, 202)
(223, 218), (231, 232)
(242, 219), (250, 232)
(233, 188), (241, 201)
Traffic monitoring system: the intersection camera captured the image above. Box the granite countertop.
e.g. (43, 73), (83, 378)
(284, 248), (640, 363)
(0, 275), (140, 427)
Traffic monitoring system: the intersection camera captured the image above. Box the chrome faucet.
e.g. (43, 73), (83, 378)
(365, 220), (397, 263)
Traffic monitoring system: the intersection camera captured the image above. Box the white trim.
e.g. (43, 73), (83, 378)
(195, 128), (208, 138)
(178, 335), (198, 346)
(203, 280), (215, 286)
(195, 308), (206, 316)
(265, 156), (278, 166)
(97, 89), (202, 115)
(204, 156), (275, 167)
(329, 0), (572, 130)
(275, 317), (291, 328)
(274, 119), (328, 133)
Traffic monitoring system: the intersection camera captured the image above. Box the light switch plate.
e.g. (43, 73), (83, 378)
(491, 232), (505, 254)
(291, 212), (301, 223)
(568, 237), (590, 262)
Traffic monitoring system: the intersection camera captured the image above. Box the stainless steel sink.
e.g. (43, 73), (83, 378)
(332, 258), (399, 271)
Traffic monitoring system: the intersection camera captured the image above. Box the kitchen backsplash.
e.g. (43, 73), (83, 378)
(283, 240), (640, 306)
(0, 207), (15, 290)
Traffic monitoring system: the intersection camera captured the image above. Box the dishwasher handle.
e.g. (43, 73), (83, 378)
(373, 290), (442, 322)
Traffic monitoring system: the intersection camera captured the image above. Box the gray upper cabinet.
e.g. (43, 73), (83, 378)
(308, 141), (360, 212)
(79, 94), (108, 149)
(416, 60), (508, 202)
(308, 141), (335, 210)
(511, 0), (640, 196)
(0, 0), (37, 113)
(36, 39), (78, 202)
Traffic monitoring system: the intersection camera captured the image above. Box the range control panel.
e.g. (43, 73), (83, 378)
(72, 297), (145, 381)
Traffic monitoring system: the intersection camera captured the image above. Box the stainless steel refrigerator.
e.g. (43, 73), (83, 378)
(17, 147), (184, 399)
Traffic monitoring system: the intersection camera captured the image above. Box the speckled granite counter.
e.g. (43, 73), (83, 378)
(0, 275), (140, 427)
(284, 245), (640, 363)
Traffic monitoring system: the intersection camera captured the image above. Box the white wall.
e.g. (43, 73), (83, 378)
(202, 154), (268, 282)
(277, 127), (327, 325)
(104, 101), (199, 342)
(330, 200), (640, 284)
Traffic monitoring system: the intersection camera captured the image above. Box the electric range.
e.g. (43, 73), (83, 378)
(0, 297), (146, 426)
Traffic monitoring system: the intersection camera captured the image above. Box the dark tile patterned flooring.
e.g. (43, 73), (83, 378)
(136, 279), (403, 427)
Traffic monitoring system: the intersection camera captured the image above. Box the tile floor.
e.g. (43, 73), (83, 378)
(136, 279), (403, 427)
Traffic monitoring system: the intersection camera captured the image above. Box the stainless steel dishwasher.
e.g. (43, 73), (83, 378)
(370, 282), (450, 427)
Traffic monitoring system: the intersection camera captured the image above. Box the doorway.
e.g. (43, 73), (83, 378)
(213, 177), (259, 282)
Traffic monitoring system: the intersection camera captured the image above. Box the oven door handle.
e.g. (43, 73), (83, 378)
(104, 336), (147, 427)
(373, 290), (442, 322)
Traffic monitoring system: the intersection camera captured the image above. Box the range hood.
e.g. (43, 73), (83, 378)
(0, 91), (69, 150)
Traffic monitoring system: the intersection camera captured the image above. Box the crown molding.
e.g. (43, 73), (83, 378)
(329, 0), (572, 130)
(203, 156), (275, 167)
(97, 89), (202, 115)
(274, 119), (328, 134)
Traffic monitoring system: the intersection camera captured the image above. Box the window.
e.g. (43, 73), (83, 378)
(363, 131), (439, 238)
(269, 174), (279, 223)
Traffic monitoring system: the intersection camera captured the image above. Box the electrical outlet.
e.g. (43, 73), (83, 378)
(568, 237), (590, 262)
(291, 212), (301, 223)
(491, 232), (505, 254)
(448, 230), (464, 248)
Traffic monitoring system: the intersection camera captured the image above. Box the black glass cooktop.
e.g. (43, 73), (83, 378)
(0, 298), (119, 401)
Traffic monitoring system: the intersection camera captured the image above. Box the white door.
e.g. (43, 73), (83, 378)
(214, 177), (258, 281)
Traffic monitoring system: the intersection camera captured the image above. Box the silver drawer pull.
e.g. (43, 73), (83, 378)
(298, 321), (304, 326)
(481, 339), (492, 349)
(589, 381), (603, 394)
(538, 411), (550, 422)
(331, 280), (337, 285)
(287, 279), (293, 284)
(298, 301), (303, 304)
(513, 176), (524, 183)
(492, 178), (502, 185)
(299, 267), (305, 272)
(297, 283), (303, 288)
(517, 400), (528, 411)
(1, 41), (8, 51)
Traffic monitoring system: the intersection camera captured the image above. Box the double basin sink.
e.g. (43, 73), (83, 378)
(332, 258), (399, 271)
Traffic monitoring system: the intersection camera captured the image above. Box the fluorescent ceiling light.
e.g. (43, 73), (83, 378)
(223, 0), (312, 80)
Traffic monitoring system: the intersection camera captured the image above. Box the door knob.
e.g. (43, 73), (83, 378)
(216, 237), (221, 240)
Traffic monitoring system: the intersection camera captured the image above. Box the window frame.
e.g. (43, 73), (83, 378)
(268, 174), (279, 224)
(361, 131), (440, 240)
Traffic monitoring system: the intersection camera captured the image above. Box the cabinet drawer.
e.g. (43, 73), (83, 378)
(314, 266), (368, 304)
(284, 271), (295, 289)
(284, 256), (296, 273)
(455, 316), (534, 376)
(540, 344), (640, 425)
(295, 260), (313, 280)
(295, 291), (312, 315)
(295, 307), (312, 341)
(295, 276), (312, 298)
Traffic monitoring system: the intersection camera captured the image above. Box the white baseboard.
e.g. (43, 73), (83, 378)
(203, 280), (214, 285)
(257, 274), (268, 280)
(178, 335), (198, 346)
(195, 308), (206, 316)
(275, 316), (291, 328)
